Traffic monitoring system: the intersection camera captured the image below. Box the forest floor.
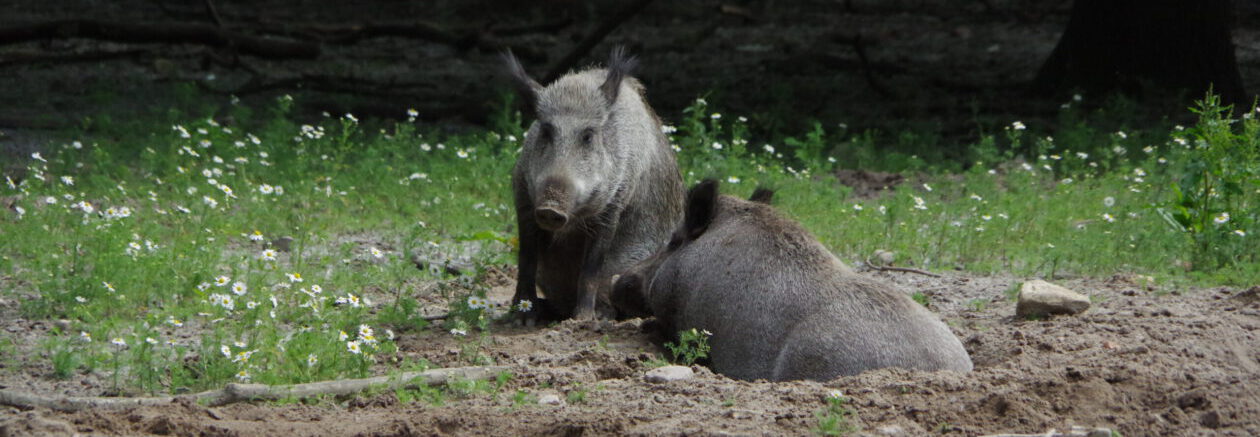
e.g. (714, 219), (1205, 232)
(2, 269), (1259, 436)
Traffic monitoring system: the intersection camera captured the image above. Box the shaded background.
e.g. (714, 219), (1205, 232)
(2, 0), (1259, 150)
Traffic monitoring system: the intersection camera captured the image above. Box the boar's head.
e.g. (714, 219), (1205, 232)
(611, 179), (721, 319)
(503, 47), (640, 232)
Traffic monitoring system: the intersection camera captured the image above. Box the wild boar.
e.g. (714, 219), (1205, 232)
(504, 47), (684, 323)
(612, 180), (973, 380)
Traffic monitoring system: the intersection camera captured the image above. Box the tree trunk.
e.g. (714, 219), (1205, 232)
(1035, 0), (1248, 105)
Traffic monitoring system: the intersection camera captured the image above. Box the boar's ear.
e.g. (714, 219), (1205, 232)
(749, 187), (775, 204)
(501, 49), (544, 115)
(600, 46), (639, 106)
(684, 179), (719, 240)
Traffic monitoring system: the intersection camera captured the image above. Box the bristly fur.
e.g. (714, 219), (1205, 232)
(509, 46), (684, 322)
(600, 46), (639, 105)
(610, 180), (974, 381)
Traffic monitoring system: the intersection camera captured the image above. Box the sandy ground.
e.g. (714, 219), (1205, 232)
(2, 269), (1259, 436)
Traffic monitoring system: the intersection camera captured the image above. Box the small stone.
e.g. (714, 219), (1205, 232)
(271, 236), (294, 252)
(53, 319), (72, 332)
(1016, 280), (1091, 318)
(538, 394), (563, 406)
(645, 365), (694, 383)
(876, 424), (907, 435)
(871, 250), (895, 266)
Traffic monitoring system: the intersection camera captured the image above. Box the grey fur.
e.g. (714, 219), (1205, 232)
(612, 180), (973, 381)
(507, 47), (684, 321)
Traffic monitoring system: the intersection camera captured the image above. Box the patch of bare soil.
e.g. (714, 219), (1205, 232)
(834, 169), (905, 199)
(3, 272), (1259, 436)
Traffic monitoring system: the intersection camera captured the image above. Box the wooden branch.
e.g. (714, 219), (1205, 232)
(873, 265), (941, 278)
(864, 258), (942, 278)
(0, 365), (508, 412)
(544, 0), (656, 82)
(0, 20), (320, 59)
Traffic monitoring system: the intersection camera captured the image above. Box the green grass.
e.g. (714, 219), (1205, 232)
(0, 91), (1256, 394)
(814, 390), (856, 436)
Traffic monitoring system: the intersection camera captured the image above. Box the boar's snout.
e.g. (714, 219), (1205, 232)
(611, 272), (650, 319)
(534, 206), (569, 231)
(534, 176), (576, 231)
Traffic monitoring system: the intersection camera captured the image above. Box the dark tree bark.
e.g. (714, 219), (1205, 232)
(1035, 0), (1248, 105)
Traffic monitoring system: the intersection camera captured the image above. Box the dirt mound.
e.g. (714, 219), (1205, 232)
(835, 169), (906, 199)
(2, 273), (1259, 436)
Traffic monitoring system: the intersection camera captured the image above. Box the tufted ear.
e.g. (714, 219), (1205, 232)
(600, 46), (639, 106)
(501, 49), (544, 115)
(749, 187), (775, 204)
(684, 179), (719, 240)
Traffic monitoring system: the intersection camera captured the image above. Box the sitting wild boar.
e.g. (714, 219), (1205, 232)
(612, 180), (973, 381)
(503, 47), (684, 322)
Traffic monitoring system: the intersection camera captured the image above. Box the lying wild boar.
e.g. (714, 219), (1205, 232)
(504, 47), (684, 322)
(612, 180), (973, 381)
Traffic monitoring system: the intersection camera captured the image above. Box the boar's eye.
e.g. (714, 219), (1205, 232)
(537, 123), (556, 149)
(579, 128), (595, 146)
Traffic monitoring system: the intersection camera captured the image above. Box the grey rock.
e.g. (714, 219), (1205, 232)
(875, 424), (907, 436)
(1016, 280), (1091, 318)
(871, 250), (896, 266)
(538, 393), (563, 405)
(644, 365), (694, 383)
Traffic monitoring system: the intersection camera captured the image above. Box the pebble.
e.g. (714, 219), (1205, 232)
(538, 393), (563, 406)
(876, 424), (907, 435)
(645, 365), (694, 383)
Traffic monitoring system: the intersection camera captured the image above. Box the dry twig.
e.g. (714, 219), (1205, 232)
(0, 365), (508, 412)
(864, 258), (942, 278)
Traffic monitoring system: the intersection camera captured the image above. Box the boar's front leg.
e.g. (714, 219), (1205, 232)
(512, 190), (551, 326)
(572, 208), (621, 320)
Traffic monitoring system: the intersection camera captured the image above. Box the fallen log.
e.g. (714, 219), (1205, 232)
(0, 365), (508, 412)
(0, 20), (320, 59)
